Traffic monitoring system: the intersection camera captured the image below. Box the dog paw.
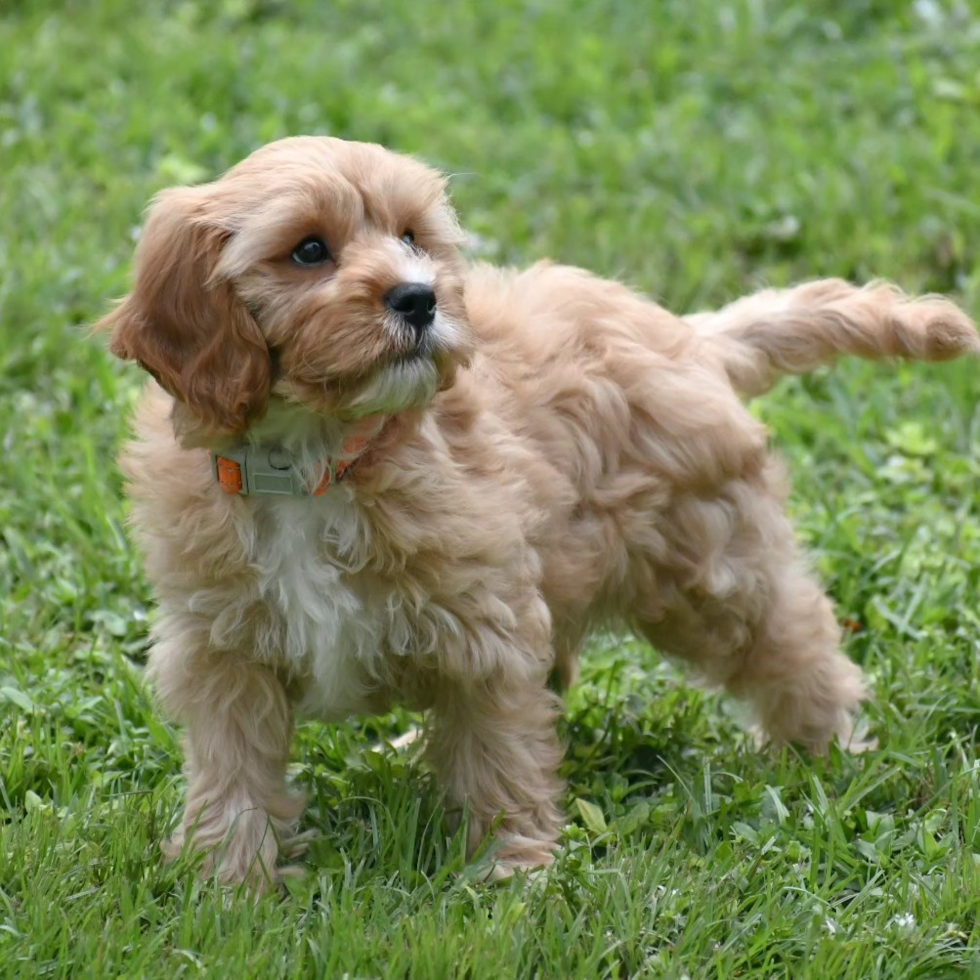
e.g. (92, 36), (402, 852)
(841, 718), (877, 754)
(473, 858), (551, 886)
(471, 831), (557, 884)
(161, 801), (305, 894)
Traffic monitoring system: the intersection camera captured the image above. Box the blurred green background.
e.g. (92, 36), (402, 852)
(2, 2), (980, 977)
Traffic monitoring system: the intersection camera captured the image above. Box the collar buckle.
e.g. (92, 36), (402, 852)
(210, 414), (386, 497)
(211, 445), (309, 496)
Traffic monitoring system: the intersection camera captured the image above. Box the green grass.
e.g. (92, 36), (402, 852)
(3, 0), (980, 976)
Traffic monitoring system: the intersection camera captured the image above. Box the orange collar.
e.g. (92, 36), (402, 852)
(210, 415), (385, 497)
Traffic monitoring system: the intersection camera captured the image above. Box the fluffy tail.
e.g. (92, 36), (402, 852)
(689, 278), (979, 398)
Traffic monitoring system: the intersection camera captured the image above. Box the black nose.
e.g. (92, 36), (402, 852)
(385, 282), (437, 333)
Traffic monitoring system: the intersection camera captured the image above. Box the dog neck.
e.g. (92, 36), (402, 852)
(209, 400), (388, 497)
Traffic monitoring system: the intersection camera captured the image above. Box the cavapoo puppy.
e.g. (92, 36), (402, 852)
(98, 136), (979, 889)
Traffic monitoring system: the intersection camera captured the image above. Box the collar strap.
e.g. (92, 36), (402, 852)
(211, 416), (384, 497)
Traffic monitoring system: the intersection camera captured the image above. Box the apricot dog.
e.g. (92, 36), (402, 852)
(99, 136), (978, 887)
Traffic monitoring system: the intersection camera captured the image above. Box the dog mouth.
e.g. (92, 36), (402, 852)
(390, 338), (435, 366)
(343, 353), (441, 418)
(287, 311), (467, 418)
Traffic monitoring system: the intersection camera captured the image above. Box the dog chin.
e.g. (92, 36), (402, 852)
(343, 313), (468, 417)
(345, 356), (441, 417)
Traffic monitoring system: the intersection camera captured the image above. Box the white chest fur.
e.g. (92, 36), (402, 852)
(190, 403), (456, 720)
(236, 490), (388, 721)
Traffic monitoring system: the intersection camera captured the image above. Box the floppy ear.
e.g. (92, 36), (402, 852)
(98, 187), (270, 436)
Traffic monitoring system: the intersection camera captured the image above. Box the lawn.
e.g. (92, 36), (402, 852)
(2, 0), (980, 976)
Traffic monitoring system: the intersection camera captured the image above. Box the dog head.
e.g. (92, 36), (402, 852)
(98, 137), (473, 440)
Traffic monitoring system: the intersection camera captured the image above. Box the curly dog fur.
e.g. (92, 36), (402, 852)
(97, 136), (979, 888)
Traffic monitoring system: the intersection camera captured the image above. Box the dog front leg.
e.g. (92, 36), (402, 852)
(149, 635), (304, 890)
(426, 673), (566, 876)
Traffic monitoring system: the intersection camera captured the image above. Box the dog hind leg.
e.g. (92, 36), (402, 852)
(631, 484), (869, 753)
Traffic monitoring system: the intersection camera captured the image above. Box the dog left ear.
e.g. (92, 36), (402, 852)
(97, 186), (271, 436)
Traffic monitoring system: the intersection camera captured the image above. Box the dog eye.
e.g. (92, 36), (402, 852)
(292, 236), (331, 266)
(400, 230), (416, 247)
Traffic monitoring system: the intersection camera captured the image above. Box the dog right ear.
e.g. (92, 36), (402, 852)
(97, 186), (271, 436)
